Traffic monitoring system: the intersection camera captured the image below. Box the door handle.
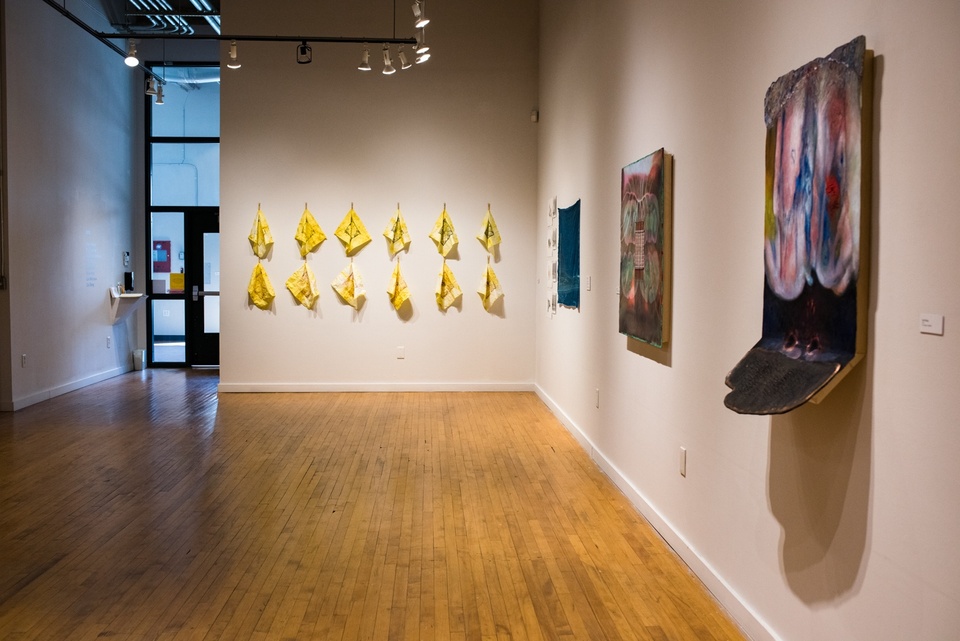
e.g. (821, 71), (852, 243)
(193, 287), (220, 301)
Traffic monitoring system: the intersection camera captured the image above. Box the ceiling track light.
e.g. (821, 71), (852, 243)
(415, 30), (430, 55)
(416, 51), (431, 64)
(124, 38), (139, 67)
(398, 47), (411, 70)
(412, 0), (429, 29)
(358, 45), (371, 71)
(155, 83), (164, 105)
(382, 44), (396, 75)
(227, 40), (241, 69)
(145, 76), (158, 95)
(296, 40), (312, 64)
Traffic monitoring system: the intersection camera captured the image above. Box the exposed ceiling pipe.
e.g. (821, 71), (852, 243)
(158, 0), (196, 35)
(147, 0), (185, 34)
(128, 0), (175, 33)
(187, 0), (221, 35)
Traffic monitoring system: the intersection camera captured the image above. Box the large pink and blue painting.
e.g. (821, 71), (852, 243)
(619, 148), (670, 348)
(725, 36), (870, 415)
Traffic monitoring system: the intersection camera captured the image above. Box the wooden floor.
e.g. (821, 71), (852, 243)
(0, 370), (746, 640)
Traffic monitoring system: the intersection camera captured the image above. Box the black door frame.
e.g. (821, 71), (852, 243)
(184, 208), (220, 366)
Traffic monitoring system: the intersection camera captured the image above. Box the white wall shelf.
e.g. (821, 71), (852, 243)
(109, 289), (146, 325)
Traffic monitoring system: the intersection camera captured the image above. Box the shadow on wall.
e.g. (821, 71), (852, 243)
(766, 52), (883, 607)
(768, 359), (873, 605)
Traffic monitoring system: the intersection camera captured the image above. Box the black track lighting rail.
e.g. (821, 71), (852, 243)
(126, 34), (417, 46)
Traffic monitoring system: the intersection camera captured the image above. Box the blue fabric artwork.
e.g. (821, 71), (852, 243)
(558, 199), (580, 308)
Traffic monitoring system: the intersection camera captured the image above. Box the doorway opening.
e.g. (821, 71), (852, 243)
(146, 65), (220, 367)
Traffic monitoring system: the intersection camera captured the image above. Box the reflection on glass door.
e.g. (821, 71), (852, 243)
(150, 211), (186, 363)
(203, 232), (220, 334)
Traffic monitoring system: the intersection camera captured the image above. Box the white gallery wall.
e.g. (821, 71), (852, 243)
(219, 0), (539, 390)
(1, 0), (144, 409)
(536, 1), (960, 640)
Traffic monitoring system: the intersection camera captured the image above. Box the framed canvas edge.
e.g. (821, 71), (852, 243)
(660, 151), (673, 347)
(617, 147), (672, 349)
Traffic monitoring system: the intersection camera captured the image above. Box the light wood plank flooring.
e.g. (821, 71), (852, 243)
(0, 370), (746, 640)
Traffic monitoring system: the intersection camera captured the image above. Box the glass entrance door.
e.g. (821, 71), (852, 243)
(149, 208), (219, 366)
(186, 210), (219, 366)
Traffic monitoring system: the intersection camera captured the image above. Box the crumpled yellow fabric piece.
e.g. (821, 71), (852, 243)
(295, 206), (326, 257)
(383, 206), (411, 255)
(248, 206), (274, 259)
(477, 263), (504, 311)
(387, 260), (411, 311)
(436, 261), (462, 311)
(332, 261), (365, 309)
(476, 205), (502, 252)
(429, 206), (458, 257)
(335, 206), (372, 255)
(286, 262), (320, 309)
(248, 262), (276, 310)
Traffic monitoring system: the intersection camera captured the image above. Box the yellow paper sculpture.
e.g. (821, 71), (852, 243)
(295, 205), (326, 257)
(248, 204), (274, 258)
(248, 262), (275, 309)
(476, 203), (502, 252)
(477, 261), (504, 311)
(383, 204), (411, 255)
(429, 204), (458, 257)
(286, 263), (320, 309)
(335, 204), (372, 255)
(436, 261), (462, 311)
(387, 259), (412, 311)
(332, 261), (365, 309)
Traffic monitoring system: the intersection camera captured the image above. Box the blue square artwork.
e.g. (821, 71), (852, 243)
(558, 200), (580, 309)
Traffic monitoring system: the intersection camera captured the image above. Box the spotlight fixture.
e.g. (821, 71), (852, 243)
(415, 31), (430, 55)
(124, 39), (139, 67)
(155, 84), (164, 105)
(412, 1), (429, 29)
(358, 45), (371, 71)
(296, 40), (312, 65)
(398, 47), (411, 70)
(227, 40), (241, 69)
(416, 51), (431, 64)
(382, 44), (396, 75)
(145, 76), (158, 96)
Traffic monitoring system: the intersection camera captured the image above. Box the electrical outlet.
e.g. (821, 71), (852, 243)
(679, 447), (687, 477)
(106, 336), (112, 349)
(397, 346), (405, 360)
(20, 354), (26, 368)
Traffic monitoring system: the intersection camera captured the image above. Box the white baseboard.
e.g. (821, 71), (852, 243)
(534, 384), (777, 641)
(6, 366), (131, 411)
(218, 381), (537, 393)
